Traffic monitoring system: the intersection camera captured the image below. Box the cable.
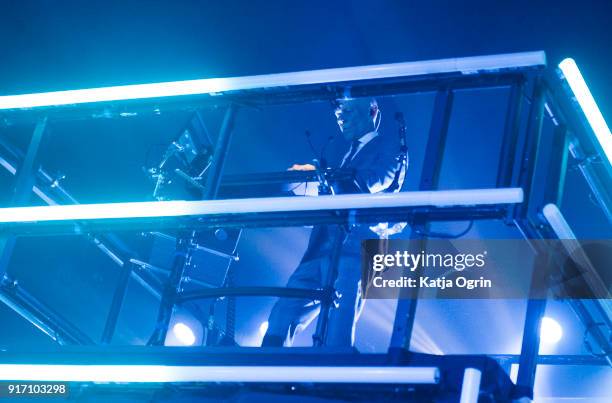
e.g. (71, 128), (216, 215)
(414, 221), (474, 239)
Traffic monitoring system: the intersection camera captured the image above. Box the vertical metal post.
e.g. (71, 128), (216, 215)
(101, 262), (134, 344)
(543, 124), (569, 205)
(204, 104), (238, 344)
(203, 105), (236, 200)
(0, 117), (47, 278)
(513, 78), (548, 396)
(497, 82), (524, 188)
(313, 227), (346, 346)
(514, 78), (545, 220)
(148, 105), (237, 345)
(516, 297), (546, 395)
(389, 90), (454, 352)
(148, 237), (190, 345)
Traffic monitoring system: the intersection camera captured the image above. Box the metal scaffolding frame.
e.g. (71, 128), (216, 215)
(0, 51), (610, 401)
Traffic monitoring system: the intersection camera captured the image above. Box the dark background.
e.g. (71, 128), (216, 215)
(0, 0), (610, 119)
(0, 1), (610, 399)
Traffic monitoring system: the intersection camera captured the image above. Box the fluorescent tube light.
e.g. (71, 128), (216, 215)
(558, 58), (612, 166)
(0, 52), (545, 109)
(459, 368), (482, 403)
(0, 364), (439, 384)
(542, 203), (576, 240)
(0, 188), (523, 223)
(542, 203), (612, 317)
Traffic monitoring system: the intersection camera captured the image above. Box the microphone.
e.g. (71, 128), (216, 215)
(305, 130), (334, 168)
(304, 130), (335, 195)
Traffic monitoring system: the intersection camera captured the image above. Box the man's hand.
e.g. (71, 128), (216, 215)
(288, 163), (316, 171)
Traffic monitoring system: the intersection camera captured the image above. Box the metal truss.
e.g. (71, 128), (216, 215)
(0, 51), (609, 401)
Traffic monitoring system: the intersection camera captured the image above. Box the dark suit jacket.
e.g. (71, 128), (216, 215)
(301, 132), (404, 262)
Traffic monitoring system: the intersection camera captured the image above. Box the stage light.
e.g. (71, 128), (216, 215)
(459, 368), (482, 403)
(0, 188), (523, 223)
(172, 322), (196, 346)
(542, 203), (576, 239)
(558, 58), (612, 166)
(540, 317), (563, 344)
(259, 321), (269, 336)
(0, 52), (545, 109)
(0, 365), (440, 384)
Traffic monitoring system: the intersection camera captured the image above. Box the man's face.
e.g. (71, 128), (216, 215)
(334, 98), (378, 142)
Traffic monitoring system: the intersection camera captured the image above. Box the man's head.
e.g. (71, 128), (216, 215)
(334, 98), (379, 142)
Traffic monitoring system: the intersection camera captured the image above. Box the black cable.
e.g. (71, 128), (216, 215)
(414, 221), (474, 239)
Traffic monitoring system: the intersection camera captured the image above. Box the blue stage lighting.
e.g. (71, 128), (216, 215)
(258, 321), (269, 336)
(559, 58), (612, 166)
(540, 317), (563, 344)
(172, 322), (196, 346)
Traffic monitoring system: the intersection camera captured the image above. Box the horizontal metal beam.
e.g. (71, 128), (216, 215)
(491, 354), (609, 366)
(177, 286), (331, 303)
(0, 52), (545, 111)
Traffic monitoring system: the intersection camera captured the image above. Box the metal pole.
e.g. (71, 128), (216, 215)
(147, 237), (190, 345)
(543, 124), (569, 206)
(0, 279), (94, 345)
(515, 231), (553, 394)
(312, 227), (346, 346)
(148, 104), (238, 345)
(516, 298), (546, 395)
(0, 118), (91, 346)
(513, 78), (547, 396)
(513, 78), (545, 220)
(101, 262), (134, 344)
(0, 118), (47, 278)
(0, 137), (163, 302)
(390, 89), (454, 352)
(203, 105), (236, 200)
(203, 104), (238, 344)
(497, 82), (524, 188)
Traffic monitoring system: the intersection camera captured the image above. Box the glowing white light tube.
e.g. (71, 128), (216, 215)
(0, 188), (523, 223)
(558, 58), (612, 166)
(0, 364), (439, 384)
(542, 203), (612, 318)
(0, 52), (545, 109)
(459, 368), (482, 403)
(542, 203), (576, 240)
